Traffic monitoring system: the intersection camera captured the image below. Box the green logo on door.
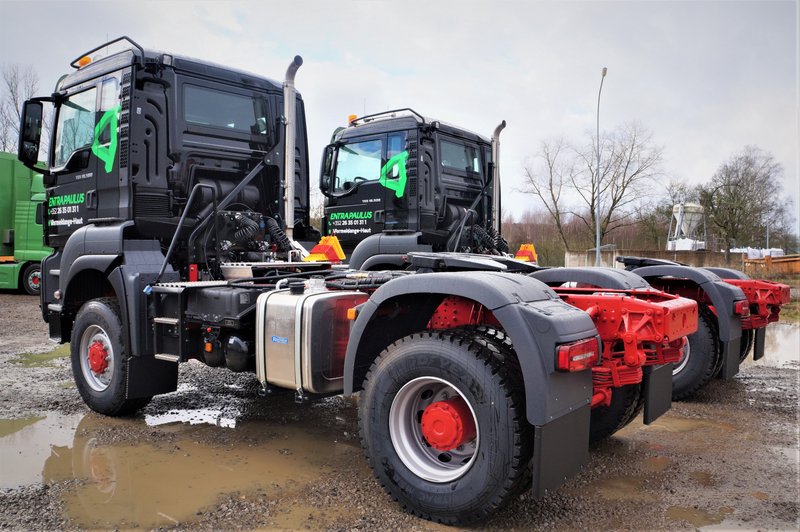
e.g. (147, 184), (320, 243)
(378, 150), (409, 198)
(91, 105), (120, 173)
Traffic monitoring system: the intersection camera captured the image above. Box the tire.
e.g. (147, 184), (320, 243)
(71, 298), (151, 416)
(21, 262), (41, 296)
(358, 330), (532, 525)
(589, 384), (644, 443)
(671, 307), (719, 400)
(739, 329), (754, 362)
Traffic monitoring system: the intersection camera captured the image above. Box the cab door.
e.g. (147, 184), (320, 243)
(47, 81), (100, 247)
(381, 131), (411, 231)
(324, 135), (385, 249)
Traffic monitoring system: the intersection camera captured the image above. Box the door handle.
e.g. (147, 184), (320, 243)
(374, 210), (385, 223)
(85, 190), (97, 208)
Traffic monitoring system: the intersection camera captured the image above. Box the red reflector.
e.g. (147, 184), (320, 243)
(556, 338), (599, 372)
(733, 300), (750, 317)
(189, 264), (198, 282)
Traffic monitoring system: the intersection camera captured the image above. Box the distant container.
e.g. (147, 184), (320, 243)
(667, 203), (705, 251)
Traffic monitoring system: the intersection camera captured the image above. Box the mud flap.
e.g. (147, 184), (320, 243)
(719, 337), (741, 379)
(531, 404), (590, 497)
(126, 355), (178, 398)
(643, 364), (672, 424)
(753, 327), (766, 361)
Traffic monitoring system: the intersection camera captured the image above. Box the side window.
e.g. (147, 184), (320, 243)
(53, 87), (97, 167)
(334, 138), (383, 192)
(440, 139), (480, 174)
(386, 133), (407, 178)
(98, 75), (121, 145)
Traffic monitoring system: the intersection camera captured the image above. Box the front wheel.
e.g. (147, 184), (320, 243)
(359, 330), (532, 525)
(71, 298), (151, 416)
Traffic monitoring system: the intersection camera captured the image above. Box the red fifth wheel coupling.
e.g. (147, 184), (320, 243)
(421, 396), (477, 451)
(88, 340), (109, 374)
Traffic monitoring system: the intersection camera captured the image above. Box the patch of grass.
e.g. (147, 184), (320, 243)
(14, 343), (70, 368)
(779, 300), (800, 324)
(0, 416), (45, 437)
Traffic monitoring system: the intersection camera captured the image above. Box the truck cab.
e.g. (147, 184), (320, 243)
(318, 110), (507, 269)
(17, 37), (317, 337)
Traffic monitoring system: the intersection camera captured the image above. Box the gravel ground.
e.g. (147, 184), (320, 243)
(0, 291), (798, 531)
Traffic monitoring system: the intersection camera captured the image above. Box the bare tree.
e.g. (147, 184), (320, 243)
(521, 138), (575, 250)
(521, 122), (663, 250)
(570, 122), (663, 242)
(0, 63), (49, 158)
(699, 146), (787, 261)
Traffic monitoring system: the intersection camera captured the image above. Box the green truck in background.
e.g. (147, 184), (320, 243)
(0, 151), (51, 294)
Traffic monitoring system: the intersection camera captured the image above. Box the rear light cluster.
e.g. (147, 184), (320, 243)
(556, 337), (600, 372)
(733, 299), (751, 317)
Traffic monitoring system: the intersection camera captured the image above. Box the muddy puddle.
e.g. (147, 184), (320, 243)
(747, 322), (800, 368)
(0, 411), (359, 529)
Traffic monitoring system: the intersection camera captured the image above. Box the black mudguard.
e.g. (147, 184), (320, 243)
(348, 232), (432, 270)
(627, 264), (747, 379)
(343, 271), (600, 496)
(530, 266), (651, 290)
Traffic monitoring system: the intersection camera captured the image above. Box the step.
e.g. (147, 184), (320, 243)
(153, 317), (180, 325)
(154, 353), (181, 363)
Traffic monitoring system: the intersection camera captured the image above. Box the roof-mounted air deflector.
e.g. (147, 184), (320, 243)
(70, 36), (145, 69)
(350, 108), (426, 126)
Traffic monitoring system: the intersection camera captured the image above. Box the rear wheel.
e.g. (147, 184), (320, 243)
(71, 298), (151, 416)
(672, 308), (719, 400)
(21, 263), (41, 296)
(359, 330), (532, 525)
(589, 384), (644, 443)
(739, 329), (754, 362)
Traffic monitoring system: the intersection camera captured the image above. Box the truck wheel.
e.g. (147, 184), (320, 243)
(589, 384), (643, 443)
(359, 330), (531, 525)
(71, 298), (151, 416)
(739, 329), (754, 362)
(672, 308), (719, 400)
(21, 263), (41, 295)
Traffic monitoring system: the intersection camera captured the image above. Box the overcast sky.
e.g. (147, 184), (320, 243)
(2, 0), (797, 224)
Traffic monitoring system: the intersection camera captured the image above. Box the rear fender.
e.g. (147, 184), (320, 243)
(530, 267), (651, 290)
(630, 265), (746, 378)
(343, 271), (598, 427)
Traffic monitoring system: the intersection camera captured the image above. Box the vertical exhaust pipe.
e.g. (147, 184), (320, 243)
(491, 120), (506, 235)
(283, 55), (303, 240)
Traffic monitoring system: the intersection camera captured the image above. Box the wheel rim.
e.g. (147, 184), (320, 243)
(389, 376), (479, 483)
(79, 325), (114, 392)
(27, 270), (41, 293)
(673, 337), (691, 375)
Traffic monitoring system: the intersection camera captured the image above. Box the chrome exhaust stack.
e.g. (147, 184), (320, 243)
(491, 120), (506, 235)
(283, 55), (303, 241)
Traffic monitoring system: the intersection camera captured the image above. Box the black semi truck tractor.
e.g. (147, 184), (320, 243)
(17, 37), (622, 523)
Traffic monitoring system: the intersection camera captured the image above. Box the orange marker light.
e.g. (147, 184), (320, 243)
(347, 307), (358, 320)
(204, 342), (213, 352)
(78, 56), (92, 67)
(348, 114), (358, 125)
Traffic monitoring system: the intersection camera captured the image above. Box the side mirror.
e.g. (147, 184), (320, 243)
(18, 100), (43, 169)
(319, 144), (335, 194)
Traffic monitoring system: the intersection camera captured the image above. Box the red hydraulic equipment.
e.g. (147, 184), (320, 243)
(426, 291), (698, 409)
(723, 279), (791, 329)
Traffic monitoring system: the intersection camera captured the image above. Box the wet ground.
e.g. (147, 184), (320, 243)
(0, 291), (798, 530)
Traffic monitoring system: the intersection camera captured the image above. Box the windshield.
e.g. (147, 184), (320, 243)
(334, 138), (382, 192)
(53, 88), (97, 167)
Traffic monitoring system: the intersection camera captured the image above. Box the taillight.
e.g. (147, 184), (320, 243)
(556, 338), (600, 372)
(733, 299), (750, 317)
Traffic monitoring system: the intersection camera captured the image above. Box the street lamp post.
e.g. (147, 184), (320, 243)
(595, 67), (607, 267)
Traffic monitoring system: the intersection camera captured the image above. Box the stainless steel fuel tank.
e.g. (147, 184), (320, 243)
(255, 288), (368, 394)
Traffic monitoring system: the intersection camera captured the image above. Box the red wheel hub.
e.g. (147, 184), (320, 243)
(31, 275), (40, 286)
(420, 396), (476, 451)
(88, 340), (109, 374)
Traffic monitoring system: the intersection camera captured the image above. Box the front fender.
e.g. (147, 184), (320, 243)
(343, 271), (598, 426)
